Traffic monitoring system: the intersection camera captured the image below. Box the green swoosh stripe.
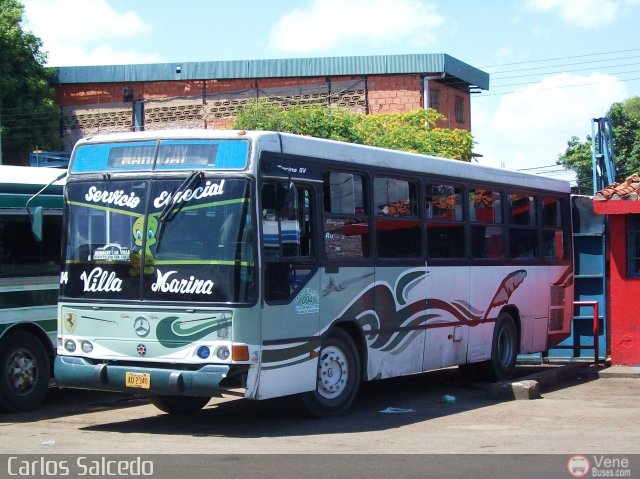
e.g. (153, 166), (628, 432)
(156, 316), (231, 348)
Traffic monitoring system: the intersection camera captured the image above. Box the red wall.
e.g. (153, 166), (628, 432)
(608, 214), (640, 365)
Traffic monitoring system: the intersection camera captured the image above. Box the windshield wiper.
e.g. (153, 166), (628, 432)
(156, 170), (204, 250)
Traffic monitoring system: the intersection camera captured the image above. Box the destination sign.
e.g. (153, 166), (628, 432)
(71, 139), (249, 173)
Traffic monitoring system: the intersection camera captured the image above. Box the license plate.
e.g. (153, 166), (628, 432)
(125, 372), (150, 389)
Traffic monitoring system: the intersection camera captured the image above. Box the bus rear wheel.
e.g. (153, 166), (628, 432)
(480, 312), (518, 382)
(301, 328), (361, 418)
(0, 331), (50, 413)
(148, 395), (210, 414)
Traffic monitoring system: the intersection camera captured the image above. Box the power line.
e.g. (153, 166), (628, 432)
(477, 74), (640, 98)
(491, 69), (640, 89)
(491, 54), (640, 77)
(479, 48), (640, 70)
(492, 59), (640, 81)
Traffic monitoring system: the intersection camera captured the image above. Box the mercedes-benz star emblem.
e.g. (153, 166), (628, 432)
(134, 316), (151, 338)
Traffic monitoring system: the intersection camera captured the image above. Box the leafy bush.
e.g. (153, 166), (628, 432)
(232, 102), (473, 161)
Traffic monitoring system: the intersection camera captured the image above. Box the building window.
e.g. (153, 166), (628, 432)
(430, 89), (440, 112)
(455, 96), (465, 123)
(628, 215), (640, 278)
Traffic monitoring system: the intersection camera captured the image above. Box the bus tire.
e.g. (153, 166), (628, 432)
(480, 312), (518, 382)
(148, 395), (210, 414)
(0, 331), (51, 412)
(301, 328), (361, 418)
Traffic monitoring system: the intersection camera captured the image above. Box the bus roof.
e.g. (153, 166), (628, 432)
(0, 165), (67, 188)
(0, 166), (65, 209)
(72, 130), (570, 194)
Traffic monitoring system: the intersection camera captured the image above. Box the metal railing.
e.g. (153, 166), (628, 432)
(552, 300), (601, 365)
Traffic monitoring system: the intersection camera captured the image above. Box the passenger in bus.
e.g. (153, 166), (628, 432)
(472, 188), (495, 222)
(377, 200), (409, 216)
(432, 192), (456, 219)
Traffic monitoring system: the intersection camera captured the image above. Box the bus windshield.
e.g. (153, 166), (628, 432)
(61, 176), (255, 303)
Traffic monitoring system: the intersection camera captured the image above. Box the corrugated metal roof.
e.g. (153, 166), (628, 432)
(53, 53), (489, 90)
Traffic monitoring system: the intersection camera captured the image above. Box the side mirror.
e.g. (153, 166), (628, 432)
(276, 181), (298, 220)
(31, 206), (44, 242)
(286, 181), (298, 220)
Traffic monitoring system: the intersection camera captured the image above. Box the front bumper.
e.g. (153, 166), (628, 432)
(54, 356), (229, 397)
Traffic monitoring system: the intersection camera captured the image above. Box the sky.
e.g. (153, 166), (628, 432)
(20, 0), (640, 186)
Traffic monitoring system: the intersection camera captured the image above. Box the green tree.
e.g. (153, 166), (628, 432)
(232, 102), (473, 161)
(558, 96), (640, 191)
(0, 0), (60, 165)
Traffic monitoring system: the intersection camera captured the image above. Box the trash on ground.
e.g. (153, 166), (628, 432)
(379, 407), (416, 414)
(439, 394), (457, 404)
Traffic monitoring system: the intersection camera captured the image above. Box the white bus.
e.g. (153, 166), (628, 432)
(54, 130), (573, 417)
(0, 166), (65, 412)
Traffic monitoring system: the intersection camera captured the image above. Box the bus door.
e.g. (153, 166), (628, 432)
(423, 183), (469, 370)
(256, 180), (320, 399)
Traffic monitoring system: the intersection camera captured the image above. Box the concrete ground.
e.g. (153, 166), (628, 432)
(0, 362), (638, 455)
(1, 362), (639, 478)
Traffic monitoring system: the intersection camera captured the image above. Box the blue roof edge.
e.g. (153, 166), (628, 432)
(53, 53), (489, 90)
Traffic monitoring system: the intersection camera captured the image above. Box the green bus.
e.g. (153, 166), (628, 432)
(0, 166), (65, 412)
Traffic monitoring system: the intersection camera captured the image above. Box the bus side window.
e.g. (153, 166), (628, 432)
(261, 182), (316, 302)
(374, 177), (421, 258)
(542, 197), (565, 260)
(469, 187), (504, 259)
(426, 183), (465, 258)
(508, 192), (538, 259)
(0, 214), (62, 277)
(323, 171), (370, 259)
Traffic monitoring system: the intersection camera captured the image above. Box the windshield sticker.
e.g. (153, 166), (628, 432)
(151, 269), (215, 295)
(129, 216), (158, 276)
(153, 179), (226, 209)
(93, 243), (131, 262)
(85, 186), (141, 209)
(80, 267), (123, 292)
(294, 288), (320, 315)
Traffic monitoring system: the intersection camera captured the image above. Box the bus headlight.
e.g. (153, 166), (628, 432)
(81, 341), (93, 353)
(197, 346), (211, 359)
(216, 346), (230, 360)
(64, 339), (77, 353)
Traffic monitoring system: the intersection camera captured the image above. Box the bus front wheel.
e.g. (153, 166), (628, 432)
(0, 331), (51, 412)
(301, 328), (361, 418)
(480, 312), (518, 382)
(149, 395), (210, 414)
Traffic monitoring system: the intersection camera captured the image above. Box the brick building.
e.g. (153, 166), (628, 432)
(52, 53), (489, 152)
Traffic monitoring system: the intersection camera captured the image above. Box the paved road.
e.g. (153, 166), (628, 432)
(1, 366), (638, 478)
